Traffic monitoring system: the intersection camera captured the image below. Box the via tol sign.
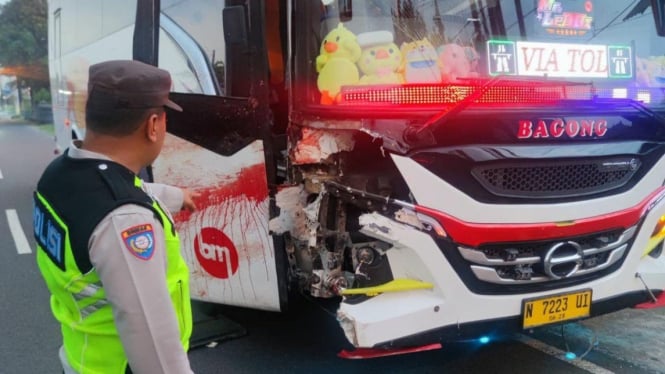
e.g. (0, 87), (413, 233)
(488, 40), (632, 79)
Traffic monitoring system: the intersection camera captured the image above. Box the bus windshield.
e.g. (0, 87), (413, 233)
(300, 0), (665, 109)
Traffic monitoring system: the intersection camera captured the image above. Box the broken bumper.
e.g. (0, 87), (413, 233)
(336, 205), (665, 348)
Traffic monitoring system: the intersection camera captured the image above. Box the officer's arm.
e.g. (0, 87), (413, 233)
(144, 183), (184, 212)
(89, 204), (193, 374)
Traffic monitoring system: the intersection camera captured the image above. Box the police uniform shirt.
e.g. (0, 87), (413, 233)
(60, 140), (193, 374)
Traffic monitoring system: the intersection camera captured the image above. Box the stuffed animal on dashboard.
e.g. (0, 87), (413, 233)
(398, 38), (442, 84)
(316, 23), (361, 104)
(636, 55), (665, 87)
(438, 43), (480, 82)
(356, 31), (403, 85)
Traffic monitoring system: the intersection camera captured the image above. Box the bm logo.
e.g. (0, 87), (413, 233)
(194, 227), (239, 279)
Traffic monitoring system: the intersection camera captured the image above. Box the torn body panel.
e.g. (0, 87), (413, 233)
(278, 120), (412, 300)
(291, 127), (355, 165)
(281, 112), (665, 350)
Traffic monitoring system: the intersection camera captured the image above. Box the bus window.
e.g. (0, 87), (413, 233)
(102, 0), (135, 36)
(158, 28), (205, 94)
(161, 0), (226, 96)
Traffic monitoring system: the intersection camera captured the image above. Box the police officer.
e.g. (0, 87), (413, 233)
(34, 60), (197, 373)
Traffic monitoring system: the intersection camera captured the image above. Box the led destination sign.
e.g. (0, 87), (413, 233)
(488, 40), (632, 79)
(536, 0), (594, 37)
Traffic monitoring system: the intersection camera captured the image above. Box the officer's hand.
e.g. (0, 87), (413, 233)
(181, 189), (201, 212)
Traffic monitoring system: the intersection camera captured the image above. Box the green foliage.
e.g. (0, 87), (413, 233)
(0, 0), (48, 67)
(33, 87), (51, 104)
(0, 0), (49, 104)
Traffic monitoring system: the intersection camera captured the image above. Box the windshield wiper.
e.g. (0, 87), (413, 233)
(404, 76), (592, 145)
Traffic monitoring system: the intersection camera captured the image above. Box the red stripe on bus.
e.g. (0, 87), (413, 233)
(415, 187), (665, 247)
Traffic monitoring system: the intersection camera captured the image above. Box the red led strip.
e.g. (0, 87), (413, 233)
(339, 83), (595, 106)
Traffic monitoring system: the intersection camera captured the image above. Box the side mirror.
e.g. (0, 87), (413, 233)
(652, 0), (665, 36)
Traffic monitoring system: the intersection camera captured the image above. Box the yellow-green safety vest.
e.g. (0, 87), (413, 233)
(34, 153), (192, 373)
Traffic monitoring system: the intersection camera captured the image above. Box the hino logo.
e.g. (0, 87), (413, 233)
(517, 118), (608, 139)
(543, 241), (584, 279)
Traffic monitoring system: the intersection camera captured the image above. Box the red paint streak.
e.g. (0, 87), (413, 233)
(174, 163), (268, 223)
(338, 343), (442, 359)
(415, 187), (665, 247)
(634, 291), (665, 309)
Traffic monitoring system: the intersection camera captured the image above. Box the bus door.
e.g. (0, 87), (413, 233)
(148, 1), (283, 312)
(154, 94), (280, 312)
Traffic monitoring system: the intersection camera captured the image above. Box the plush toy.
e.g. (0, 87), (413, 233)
(438, 43), (480, 82)
(636, 56), (665, 87)
(399, 38), (442, 83)
(356, 31), (403, 85)
(316, 23), (361, 104)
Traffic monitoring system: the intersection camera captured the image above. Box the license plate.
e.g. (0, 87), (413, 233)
(522, 289), (592, 329)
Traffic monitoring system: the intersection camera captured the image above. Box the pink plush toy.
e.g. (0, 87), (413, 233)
(438, 43), (480, 83)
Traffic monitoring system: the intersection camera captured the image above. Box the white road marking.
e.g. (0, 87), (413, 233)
(6, 209), (32, 254)
(516, 334), (614, 374)
(0, 168), (3, 179)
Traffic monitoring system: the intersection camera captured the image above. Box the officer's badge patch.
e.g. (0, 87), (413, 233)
(121, 224), (155, 260)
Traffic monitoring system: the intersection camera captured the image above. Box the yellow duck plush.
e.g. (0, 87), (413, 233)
(356, 31), (403, 85)
(316, 23), (361, 104)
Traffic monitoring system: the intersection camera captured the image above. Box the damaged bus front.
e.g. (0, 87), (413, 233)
(281, 0), (665, 353)
(48, 0), (665, 356)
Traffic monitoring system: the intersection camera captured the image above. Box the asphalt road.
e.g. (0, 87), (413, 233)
(0, 120), (61, 372)
(1, 119), (664, 374)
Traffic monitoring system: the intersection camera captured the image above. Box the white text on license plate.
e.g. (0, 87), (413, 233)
(522, 289), (592, 329)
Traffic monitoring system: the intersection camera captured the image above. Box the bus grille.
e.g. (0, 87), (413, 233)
(458, 226), (635, 285)
(472, 158), (640, 198)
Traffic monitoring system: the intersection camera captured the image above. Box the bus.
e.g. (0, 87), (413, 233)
(48, 0), (665, 357)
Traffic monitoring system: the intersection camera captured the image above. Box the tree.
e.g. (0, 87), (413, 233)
(0, 0), (49, 105)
